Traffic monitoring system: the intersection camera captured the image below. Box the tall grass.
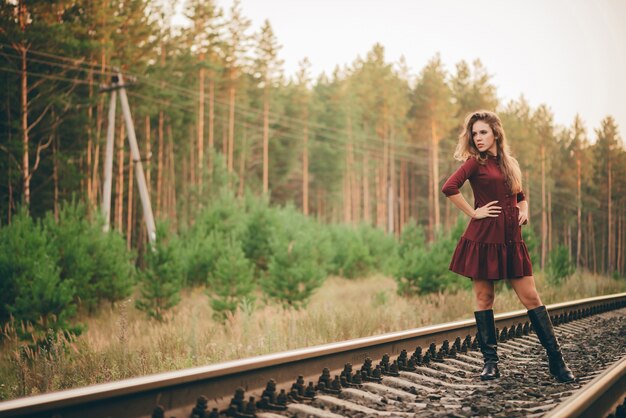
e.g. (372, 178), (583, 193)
(1, 271), (624, 400)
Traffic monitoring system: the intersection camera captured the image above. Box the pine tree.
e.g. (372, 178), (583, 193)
(262, 209), (330, 308)
(254, 19), (283, 195)
(185, 0), (223, 190)
(135, 224), (183, 321)
(44, 200), (135, 314)
(409, 54), (457, 239)
(207, 234), (255, 320)
(568, 115), (590, 269)
(592, 116), (622, 273)
(222, 0), (251, 178)
(0, 209), (76, 337)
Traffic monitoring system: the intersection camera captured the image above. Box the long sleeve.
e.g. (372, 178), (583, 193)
(442, 157), (478, 197)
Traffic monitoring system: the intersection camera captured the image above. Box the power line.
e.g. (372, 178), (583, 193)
(126, 90), (427, 166)
(0, 44), (429, 153)
(0, 66), (92, 86)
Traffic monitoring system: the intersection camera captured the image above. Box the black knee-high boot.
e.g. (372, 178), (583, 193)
(527, 305), (575, 383)
(474, 309), (500, 380)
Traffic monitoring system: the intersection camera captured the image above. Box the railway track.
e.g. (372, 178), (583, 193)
(1, 293), (625, 418)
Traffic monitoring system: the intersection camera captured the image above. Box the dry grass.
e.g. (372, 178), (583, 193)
(1, 271), (624, 400)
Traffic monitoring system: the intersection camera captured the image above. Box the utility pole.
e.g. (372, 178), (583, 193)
(100, 72), (157, 243)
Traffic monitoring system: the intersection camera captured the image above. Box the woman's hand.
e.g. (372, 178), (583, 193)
(473, 200), (501, 219)
(518, 207), (529, 226)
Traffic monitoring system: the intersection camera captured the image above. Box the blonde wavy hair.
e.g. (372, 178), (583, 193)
(453, 110), (523, 194)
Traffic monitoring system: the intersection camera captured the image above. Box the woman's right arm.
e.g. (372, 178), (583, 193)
(447, 193), (477, 219)
(441, 157), (500, 220)
(441, 157), (477, 197)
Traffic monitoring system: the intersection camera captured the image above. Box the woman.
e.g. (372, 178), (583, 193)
(441, 110), (575, 383)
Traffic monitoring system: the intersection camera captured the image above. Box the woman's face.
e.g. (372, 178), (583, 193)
(471, 120), (498, 155)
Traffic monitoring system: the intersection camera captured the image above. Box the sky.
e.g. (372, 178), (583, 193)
(178, 0), (626, 142)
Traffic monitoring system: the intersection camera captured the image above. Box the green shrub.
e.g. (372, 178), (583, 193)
(328, 224), (374, 278)
(0, 209), (76, 338)
(241, 199), (278, 277)
(262, 207), (331, 308)
(207, 234), (256, 320)
(327, 223), (399, 279)
(135, 223), (183, 321)
(394, 218), (469, 295)
(546, 245), (574, 284)
(358, 224), (399, 275)
(522, 225), (540, 268)
(44, 201), (135, 313)
(180, 193), (247, 286)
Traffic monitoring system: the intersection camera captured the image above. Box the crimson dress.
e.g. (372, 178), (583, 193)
(441, 154), (533, 280)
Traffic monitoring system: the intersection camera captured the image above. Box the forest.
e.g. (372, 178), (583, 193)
(1, 0), (626, 335)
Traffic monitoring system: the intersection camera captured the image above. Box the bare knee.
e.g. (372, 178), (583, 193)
(519, 291), (542, 310)
(473, 279), (495, 311)
(510, 276), (543, 310)
(475, 290), (495, 310)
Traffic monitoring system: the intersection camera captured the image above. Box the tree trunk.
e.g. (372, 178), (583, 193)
(126, 152), (134, 249)
(167, 124), (177, 224)
(400, 160), (406, 231)
(208, 77), (215, 175)
(589, 211), (597, 274)
(577, 157), (581, 269)
(363, 152), (370, 223)
(431, 119), (440, 237)
(20, 42), (29, 206)
(189, 124), (196, 188)
(410, 163), (418, 222)
(145, 115), (151, 196)
(87, 68), (94, 208)
(262, 84), (269, 193)
(381, 122), (388, 232)
(342, 122), (350, 222)
(115, 121), (125, 232)
(343, 174), (350, 222)
(7, 88), (14, 223)
(303, 124), (309, 216)
(181, 133), (189, 225)
(600, 225), (605, 274)
(222, 118), (228, 156)
(541, 142), (547, 269)
(388, 135), (396, 235)
(427, 149), (434, 240)
(617, 205), (622, 275)
(352, 159), (360, 224)
(197, 55), (205, 189)
(548, 188), (553, 254)
(93, 48), (107, 210)
(156, 41), (165, 216)
(567, 223), (572, 260)
(376, 161), (384, 229)
(351, 133), (359, 223)
(228, 71), (236, 175)
(157, 110), (164, 217)
(53, 133), (59, 222)
(238, 122), (246, 197)
(606, 155), (615, 274)
(316, 188), (322, 222)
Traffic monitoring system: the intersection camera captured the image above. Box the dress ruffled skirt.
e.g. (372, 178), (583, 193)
(449, 236), (533, 280)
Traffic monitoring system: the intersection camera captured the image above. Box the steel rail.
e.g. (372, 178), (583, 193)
(0, 292), (625, 418)
(544, 354), (626, 418)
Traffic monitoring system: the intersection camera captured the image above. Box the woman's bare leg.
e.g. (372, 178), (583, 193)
(472, 279), (495, 310)
(508, 275), (542, 310)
